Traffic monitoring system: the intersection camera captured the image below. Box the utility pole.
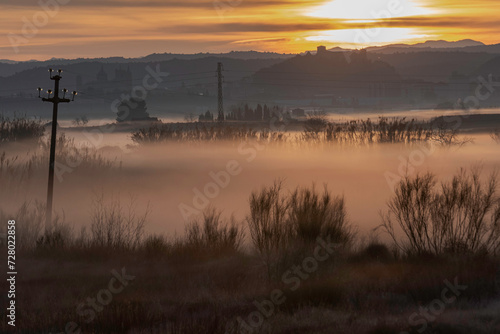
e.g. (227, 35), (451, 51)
(38, 69), (76, 232)
(217, 62), (224, 122)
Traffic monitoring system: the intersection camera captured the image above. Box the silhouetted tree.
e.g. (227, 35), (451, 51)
(244, 104), (254, 121)
(116, 98), (151, 122)
(199, 110), (214, 122)
(255, 104), (263, 121)
(263, 104), (270, 120)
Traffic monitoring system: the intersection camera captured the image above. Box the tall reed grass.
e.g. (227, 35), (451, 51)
(0, 114), (45, 145)
(131, 117), (470, 148)
(0, 133), (118, 193)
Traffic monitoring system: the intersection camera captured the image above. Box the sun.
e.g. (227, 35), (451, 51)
(304, 0), (436, 46)
(307, 0), (434, 20)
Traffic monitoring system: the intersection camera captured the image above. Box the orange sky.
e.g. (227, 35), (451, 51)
(1, 0), (499, 61)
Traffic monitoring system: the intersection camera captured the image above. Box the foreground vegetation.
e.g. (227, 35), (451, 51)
(0, 115), (45, 145)
(1, 116), (499, 333)
(0, 116), (119, 192)
(1, 168), (500, 334)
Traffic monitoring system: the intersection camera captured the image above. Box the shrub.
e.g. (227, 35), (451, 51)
(429, 118), (473, 147)
(35, 225), (72, 252)
(381, 167), (500, 255)
(247, 181), (290, 252)
(354, 243), (393, 263)
(142, 234), (170, 257)
(247, 180), (291, 277)
(182, 207), (244, 258)
(90, 193), (149, 250)
(288, 184), (353, 245)
(247, 180), (354, 279)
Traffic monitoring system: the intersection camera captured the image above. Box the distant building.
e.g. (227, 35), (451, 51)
(317, 45), (327, 55)
(96, 65), (108, 82)
(76, 65), (133, 95)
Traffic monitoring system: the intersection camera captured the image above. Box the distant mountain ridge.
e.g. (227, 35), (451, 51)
(0, 51), (295, 65)
(362, 40), (500, 54)
(321, 39), (500, 54)
(0, 51), (296, 77)
(373, 39), (485, 49)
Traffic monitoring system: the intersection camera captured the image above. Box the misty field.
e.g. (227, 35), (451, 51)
(1, 115), (500, 333)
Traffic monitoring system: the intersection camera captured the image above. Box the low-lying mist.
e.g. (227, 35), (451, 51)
(2, 131), (499, 240)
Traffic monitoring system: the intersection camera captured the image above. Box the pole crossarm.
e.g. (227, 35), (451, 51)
(42, 98), (71, 103)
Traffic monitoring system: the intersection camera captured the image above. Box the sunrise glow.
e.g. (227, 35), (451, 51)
(0, 0), (499, 60)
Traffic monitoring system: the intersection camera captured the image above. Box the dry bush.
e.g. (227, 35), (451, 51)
(288, 184), (353, 245)
(141, 234), (170, 257)
(247, 180), (354, 279)
(247, 180), (290, 277)
(381, 167), (500, 255)
(35, 223), (74, 253)
(180, 207), (244, 258)
(429, 118), (474, 147)
(90, 193), (149, 250)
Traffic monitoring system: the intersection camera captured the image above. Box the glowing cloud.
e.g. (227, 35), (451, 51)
(305, 27), (430, 45)
(307, 0), (435, 20)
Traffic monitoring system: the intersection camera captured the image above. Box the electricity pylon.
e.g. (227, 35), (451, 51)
(217, 62), (224, 122)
